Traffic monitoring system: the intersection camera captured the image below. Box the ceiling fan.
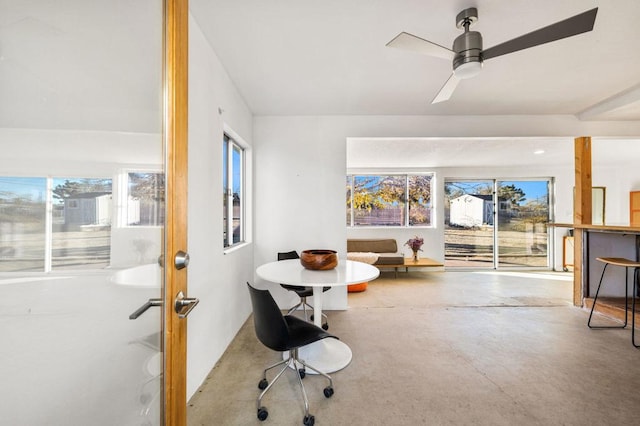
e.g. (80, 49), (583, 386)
(386, 7), (598, 103)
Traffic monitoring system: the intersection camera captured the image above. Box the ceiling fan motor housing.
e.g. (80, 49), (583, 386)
(453, 31), (483, 78)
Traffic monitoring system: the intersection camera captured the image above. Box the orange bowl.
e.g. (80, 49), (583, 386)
(300, 249), (338, 270)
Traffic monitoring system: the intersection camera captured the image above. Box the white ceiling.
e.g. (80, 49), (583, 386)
(191, 0), (640, 119)
(347, 137), (640, 169)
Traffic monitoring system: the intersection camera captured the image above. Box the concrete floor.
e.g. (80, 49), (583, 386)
(188, 271), (640, 425)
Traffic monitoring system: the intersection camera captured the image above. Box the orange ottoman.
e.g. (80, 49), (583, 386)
(348, 282), (368, 292)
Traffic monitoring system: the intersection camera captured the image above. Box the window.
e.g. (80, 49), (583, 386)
(126, 172), (164, 226)
(52, 178), (112, 270)
(223, 133), (244, 247)
(0, 177), (47, 272)
(0, 176), (112, 272)
(346, 174), (433, 227)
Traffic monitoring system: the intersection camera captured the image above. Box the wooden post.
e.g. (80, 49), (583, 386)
(573, 137), (592, 306)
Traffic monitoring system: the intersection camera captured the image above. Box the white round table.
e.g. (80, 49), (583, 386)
(255, 259), (379, 373)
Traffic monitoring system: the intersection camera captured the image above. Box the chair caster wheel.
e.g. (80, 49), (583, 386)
(323, 386), (334, 398)
(298, 368), (306, 379)
(258, 378), (268, 390)
(322, 323), (329, 330)
(257, 407), (268, 421)
(303, 414), (315, 425)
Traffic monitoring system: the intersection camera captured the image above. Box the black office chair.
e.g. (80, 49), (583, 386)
(278, 250), (330, 330)
(247, 283), (336, 426)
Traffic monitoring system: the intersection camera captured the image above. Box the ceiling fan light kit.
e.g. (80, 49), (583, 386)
(386, 6), (598, 104)
(454, 61), (482, 79)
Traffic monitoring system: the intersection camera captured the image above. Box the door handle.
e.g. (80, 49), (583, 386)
(129, 298), (163, 320)
(174, 250), (190, 270)
(174, 290), (199, 318)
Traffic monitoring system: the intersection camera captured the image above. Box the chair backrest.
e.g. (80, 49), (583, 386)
(247, 283), (290, 351)
(277, 250), (299, 261)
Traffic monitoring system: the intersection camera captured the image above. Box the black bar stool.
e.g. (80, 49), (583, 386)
(588, 257), (640, 348)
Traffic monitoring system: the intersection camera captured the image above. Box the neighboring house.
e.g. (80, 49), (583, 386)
(127, 196), (141, 225)
(449, 194), (516, 227)
(63, 192), (112, 226)
(449, 194), (495, 227)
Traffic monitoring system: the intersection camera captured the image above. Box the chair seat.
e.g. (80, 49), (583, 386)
(281, 284), (330, 297)
(284, 315), (336, 348)
(596, 257), (640, 268)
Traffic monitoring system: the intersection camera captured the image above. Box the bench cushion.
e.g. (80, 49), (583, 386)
(347, 238), (398, 253)
(347, 239), (404, 265)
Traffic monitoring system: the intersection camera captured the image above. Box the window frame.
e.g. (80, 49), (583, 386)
(346, 173), (435, 228)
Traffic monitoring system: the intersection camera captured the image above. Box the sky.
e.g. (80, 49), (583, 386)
(502, 181), (549, 202)
(0, 177), (113, 202)
(447, 180), (549, 203)
(0, 177), (46, 201)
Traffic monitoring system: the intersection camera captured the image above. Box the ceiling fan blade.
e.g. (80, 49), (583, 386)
(482, 7), (598, 60)
(386, 32), (455, 61)
(431, 73), (461, 104)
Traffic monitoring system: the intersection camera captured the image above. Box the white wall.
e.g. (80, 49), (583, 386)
(186, 14), (254, 399)
(0, 128), (161, 173)
(254, 116), (640, 280)
(592, 140), (640, 225)
(253, 117), (349, 310)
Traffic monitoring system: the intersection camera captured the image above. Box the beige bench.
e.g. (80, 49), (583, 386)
(346, 238), (404, 265)
(347, 238), (443, 278)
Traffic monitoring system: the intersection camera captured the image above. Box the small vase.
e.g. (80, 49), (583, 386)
(412, 250), (419, 261)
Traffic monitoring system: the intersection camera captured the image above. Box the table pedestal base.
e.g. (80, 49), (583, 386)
(283, 338), (352, 374)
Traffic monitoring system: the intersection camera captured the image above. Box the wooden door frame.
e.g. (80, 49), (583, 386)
(164, 0), (189, 424)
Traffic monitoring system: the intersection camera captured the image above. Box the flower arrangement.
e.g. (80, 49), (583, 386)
(405, 236), (424, 252)
(405, 236), (424, 261)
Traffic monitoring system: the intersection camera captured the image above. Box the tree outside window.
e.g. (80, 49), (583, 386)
(127, 172), (165, 226)
(347, 174), (433, 227)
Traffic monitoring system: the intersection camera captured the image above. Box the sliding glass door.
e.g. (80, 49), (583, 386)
(497, 180), (550, 267)
(445, 179), (551, 269)
(444, 180), (495, 267)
